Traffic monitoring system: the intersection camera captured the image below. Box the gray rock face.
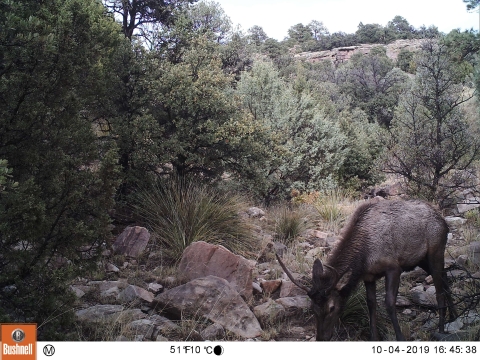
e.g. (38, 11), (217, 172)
(112, 226), (150, 258)
(457, 197), (480, 214)
(75, 305), (124, 323)
(410, 285), (437, 307)
(444, 216), (467, 226)
(151, 275), (262, 339)
(200, 323), (225, 340)
(295, 39), (426, 65)
(117, 285), (154, 304)
(275, 296), (311, 317)
(253, 299), (286, 326)
(178, 241), (254, 299)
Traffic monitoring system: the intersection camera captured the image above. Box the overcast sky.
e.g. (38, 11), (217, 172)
(213, 0), (478, 40)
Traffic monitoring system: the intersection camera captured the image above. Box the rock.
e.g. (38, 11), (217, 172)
(117, 285), (154, 304)
(150, 315), (180, 335)
(151, 276), (262, 339)
(433, 331), (471, 341)
(246, 207), (265, 218)
(444, 216), (467, 226)
(120, 309), (148, 321)
(101, 286), (122, 300)
(395, 295), (411, 307)
(425, 275), (433, 284)
(106, 263), (120, 273)
(402, 267), (427, 282)
(463, 310), (480, 325)
(260, 280), (282, 294)
(178, 241), (254, 299)
(279, 280), (308, 298)
(456, 255), (468, 267)
(127, 319), (155, 339)
(112, 226), (150, 258)
(410, 285), (437, 307)
(295, 39), (426, 65)
(253, 299), (286, 326)
(445, 318), (464, 332)
(275, 296), (311, 317)
(200, 323), (225, 340)
(304, 230), (328, 240)
(102, 249), (112, 257)
(75, 305), (124, 323)
(87, 279), (128, 293)
(252, 282), (262, 294)
(457, 198), (480, 214)
(70, 286), (85, 298)
(155, 335), (169, 341)
(147, 283), (164, 294)
(115, 335), (129, 341)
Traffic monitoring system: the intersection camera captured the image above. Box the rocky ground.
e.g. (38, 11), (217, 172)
(70, 198), (480, 342)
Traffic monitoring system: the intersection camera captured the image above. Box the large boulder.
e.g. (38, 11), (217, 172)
(178, 241), (254, 299)
(112, 226), (150, 258)
(75, 305), (125, 323)
(151, 276), (262, 339)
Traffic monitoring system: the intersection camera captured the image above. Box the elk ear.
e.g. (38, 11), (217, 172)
(335, 269), (352, 291)
(312, 259), (324, 278)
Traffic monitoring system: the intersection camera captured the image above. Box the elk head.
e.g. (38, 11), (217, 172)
(276, 253), (351, 341)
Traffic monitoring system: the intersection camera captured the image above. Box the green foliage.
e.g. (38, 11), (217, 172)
(396, 48), (416, 74)
(236, 60), (347, 202)
(337, 49), (408, 127)
(356, 22), (395, 44)
(443, 29), (480, 82)
(336, 109), (384, 190)
(0, 0), (120, 338)
(0, 160), (17, 193)
(387, 16), (415, 40)
(134, 178), (254, 261)
(103, 0), (196, 40)
(382, 41), (480, 205)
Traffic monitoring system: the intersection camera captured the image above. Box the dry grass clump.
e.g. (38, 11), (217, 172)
(134, 178), (255, 262)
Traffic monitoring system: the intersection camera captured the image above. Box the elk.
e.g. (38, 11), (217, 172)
(276, 200), (457, 341)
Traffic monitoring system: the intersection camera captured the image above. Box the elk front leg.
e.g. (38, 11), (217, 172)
(385, 268), (405, 341)
(365, 280), (379, 341)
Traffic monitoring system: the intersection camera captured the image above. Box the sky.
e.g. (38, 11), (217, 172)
(213, 0), (479, 40)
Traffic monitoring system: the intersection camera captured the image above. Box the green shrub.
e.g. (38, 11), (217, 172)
(134, 178), (254, 262)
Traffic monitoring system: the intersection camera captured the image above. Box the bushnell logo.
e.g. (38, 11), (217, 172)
(11, 329), (25, 343)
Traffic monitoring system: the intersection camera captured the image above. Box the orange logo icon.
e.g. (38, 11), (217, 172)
(1, 324), (36, 360)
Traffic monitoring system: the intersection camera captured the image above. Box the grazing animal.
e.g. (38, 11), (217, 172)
(277, 200), (457, 341)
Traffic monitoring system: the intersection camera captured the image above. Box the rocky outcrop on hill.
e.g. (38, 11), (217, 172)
(295, 39), (426, 65)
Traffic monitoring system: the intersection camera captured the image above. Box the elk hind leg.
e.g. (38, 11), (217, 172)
(385, 268), (405, 341)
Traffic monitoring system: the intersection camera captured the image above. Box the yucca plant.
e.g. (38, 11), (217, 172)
(134, 178), (254, 262)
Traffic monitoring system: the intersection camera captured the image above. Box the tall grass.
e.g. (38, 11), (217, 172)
(134, 178), (254, 262)
(314, 188), (352, 233)
(270, 205), (311, 245)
